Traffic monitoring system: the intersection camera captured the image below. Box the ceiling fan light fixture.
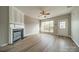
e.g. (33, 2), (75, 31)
(39, 10), (51, 19)
(40, 10), (50, 15)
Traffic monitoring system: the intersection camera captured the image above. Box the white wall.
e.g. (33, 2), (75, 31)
(0, 6), (9, 47)
(24, 15), (39, 36)
(71, 7), (79, 47)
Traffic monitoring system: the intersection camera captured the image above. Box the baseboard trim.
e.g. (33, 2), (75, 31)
(24, 33), (39, 37)
(0, 43), (8, 47)
(71, 39), (79, 47)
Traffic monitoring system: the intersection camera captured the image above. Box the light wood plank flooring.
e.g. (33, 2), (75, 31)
(0, 34), (78, 52)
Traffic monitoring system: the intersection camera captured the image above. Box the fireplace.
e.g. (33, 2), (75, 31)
(13, 28), (24, 42)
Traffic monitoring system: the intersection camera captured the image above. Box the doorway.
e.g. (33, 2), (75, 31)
(40, 20), (54, 33)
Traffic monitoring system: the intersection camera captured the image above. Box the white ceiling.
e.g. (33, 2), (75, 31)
(15, 6), (73, 19)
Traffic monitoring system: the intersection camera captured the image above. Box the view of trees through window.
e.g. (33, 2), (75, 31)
(41, 21), (54, 33)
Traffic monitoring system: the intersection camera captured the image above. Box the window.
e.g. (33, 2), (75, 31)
(49, 21), (54, 32)
(41, 22), (45, 32)
(59, 21), (66, 29)
(41, 22), (49, 32)
(44, 21), (49, 32)
(41, 21), (54, 33)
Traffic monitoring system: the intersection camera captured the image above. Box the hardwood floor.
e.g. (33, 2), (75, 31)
(0, 33), (78, 52)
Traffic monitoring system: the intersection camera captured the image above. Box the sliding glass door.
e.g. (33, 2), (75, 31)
(41, 20), (54, 33)
(49, 21), (54, 32)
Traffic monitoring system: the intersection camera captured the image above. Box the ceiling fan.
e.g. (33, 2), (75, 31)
(39, 10), (50, 18)
(40, 10), (50, 15)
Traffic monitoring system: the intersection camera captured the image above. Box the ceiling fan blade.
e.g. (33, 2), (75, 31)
(43, 12), (50, 15)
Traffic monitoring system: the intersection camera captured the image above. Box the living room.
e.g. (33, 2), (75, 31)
(0, 6), (79, 52)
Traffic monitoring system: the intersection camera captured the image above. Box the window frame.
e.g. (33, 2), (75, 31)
(59, 21), (66, 29)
